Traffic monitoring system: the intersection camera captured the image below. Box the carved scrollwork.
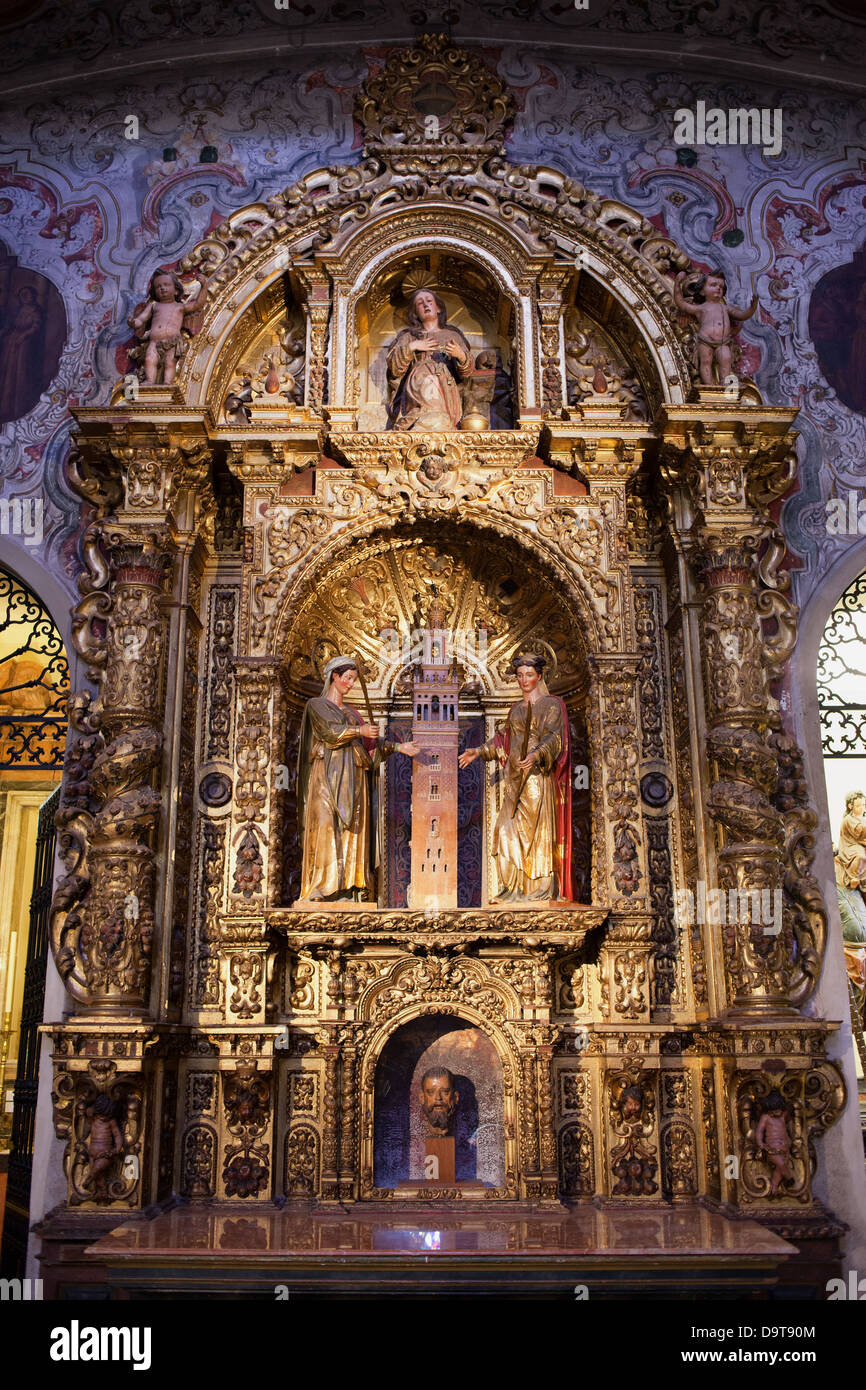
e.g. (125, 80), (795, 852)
(195, 819), (226, 1008)
(51, 720), (161, 1008)
(361, 953), (514, 1025)
(558, 1121), (594, 1197)
(289, 955), (316, 1011)
(355, 34), (514, 150)
(733, 1068), (844, 1207)
(607, 1066), (658, 1198)
(358, 445), (493, 515)
(233, 666), (273, 825)
(181, 1124), (217, 1200)
(285, 1124), (320, 1197)
(592, 665), (645, 908)
(179, 117), (691, 414)
(701, 1072), (721, 1197)
(222, 1063), (271, 1200)
(227, 950), (265, 1020)
(661, 1120), (698, 1198)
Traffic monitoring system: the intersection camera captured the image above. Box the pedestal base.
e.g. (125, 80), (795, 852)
(424, 1135), (455, 1183)
(485, 899), (572, 910)
(290, 899), (376, 911)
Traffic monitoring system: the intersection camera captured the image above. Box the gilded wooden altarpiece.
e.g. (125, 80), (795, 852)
(43, 39), (845, 1242)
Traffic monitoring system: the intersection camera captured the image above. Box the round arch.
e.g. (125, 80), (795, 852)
(0, 539), (80, 688)
(357, 994), (521, 1199)
(267, 508), (608, 676)
(334, 226), (528, 413)
(168, 163), (693, 413)
(0, 548), (74, 1272)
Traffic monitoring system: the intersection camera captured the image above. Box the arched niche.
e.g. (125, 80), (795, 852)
(788, 542), (866, 1272)
(278, 520), (590, 696)
(373, 1014), (505, 1189)
(206, 275), (309, 426)
(278, 519), (593, 705)
(0, 565), (69, 772)
(564, 274), (659, 420)
(164, 34), (694, 414)
(170, 174), (692, 414)
(352, 251), (517, 431)
(268, 502), (606, 677)
(320, 206), (536, 417)
(276, 518), (593, 907)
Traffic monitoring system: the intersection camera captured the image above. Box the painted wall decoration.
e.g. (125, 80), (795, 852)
(809, 244), (866, 417)
(0, 243), (66, 426)
(0, 11), (862, 613)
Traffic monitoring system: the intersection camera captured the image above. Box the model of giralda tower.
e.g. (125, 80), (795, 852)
(409, 594), (459, 910)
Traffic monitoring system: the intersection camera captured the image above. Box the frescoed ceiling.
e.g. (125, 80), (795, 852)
(0, 14), (863, 609)
(1, 1), (864, 96)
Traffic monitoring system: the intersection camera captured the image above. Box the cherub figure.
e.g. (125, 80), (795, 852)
(619, 1083), (643, 1127)
(417, 453), (451, 488)
(674, 268), (757, 387)
(128, 267), (208, 385)
(86, 1093), (124, 1200)
(754, 1089), (792, 1196)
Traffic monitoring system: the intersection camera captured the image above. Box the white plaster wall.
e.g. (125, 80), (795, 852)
(24, 959), (69, 1281)
(791, 540), (866, 1277)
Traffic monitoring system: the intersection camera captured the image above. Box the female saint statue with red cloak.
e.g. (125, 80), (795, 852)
(459, 652), (572, 902)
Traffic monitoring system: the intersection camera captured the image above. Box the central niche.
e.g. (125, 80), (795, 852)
(281, 524), (592, 908)
(373, 1015), (505, 1189)
(353, 254), (517, 430)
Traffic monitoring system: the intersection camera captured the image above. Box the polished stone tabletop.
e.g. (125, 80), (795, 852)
(89, 1205), (795, 1262)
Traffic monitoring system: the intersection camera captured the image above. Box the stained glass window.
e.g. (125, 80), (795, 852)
(0, 571), (68, 769)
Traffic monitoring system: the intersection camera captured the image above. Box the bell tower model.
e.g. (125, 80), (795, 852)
(409, 595), (459, 910)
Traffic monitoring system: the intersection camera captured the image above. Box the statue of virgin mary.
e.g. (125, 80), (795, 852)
(386, 287), (473, 431)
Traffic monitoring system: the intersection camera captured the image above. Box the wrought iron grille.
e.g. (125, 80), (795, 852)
(0, 572), (68, 770)
(817, 570), (866, 757)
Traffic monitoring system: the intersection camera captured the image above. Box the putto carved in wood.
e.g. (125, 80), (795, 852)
(128, 267), (208, 386)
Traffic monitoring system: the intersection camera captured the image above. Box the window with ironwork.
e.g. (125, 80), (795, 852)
(817, 570), (866, 757)
(0, 571), (68, 770)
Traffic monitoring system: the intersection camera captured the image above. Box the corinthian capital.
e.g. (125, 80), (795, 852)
(658, 404), (798, 529)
